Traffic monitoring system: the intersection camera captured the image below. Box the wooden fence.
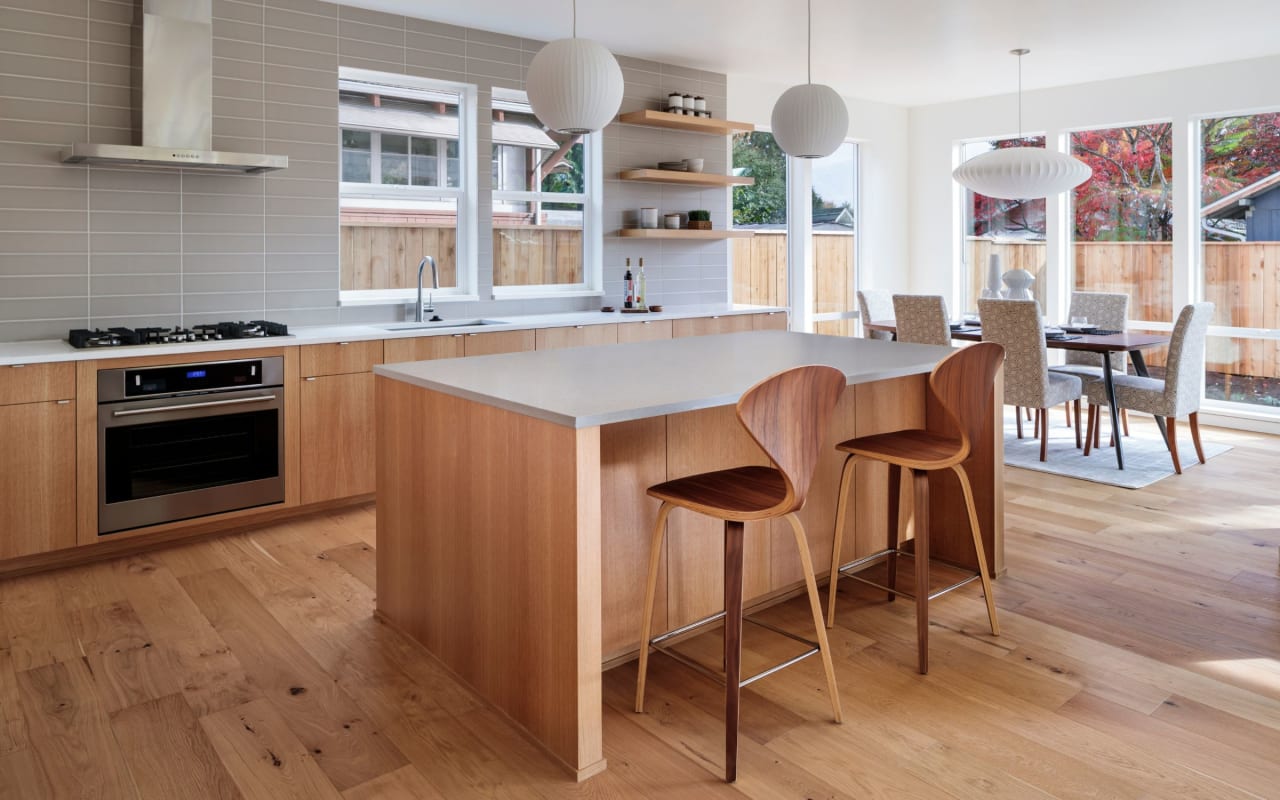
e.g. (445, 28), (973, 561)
(731, 232), (857, 336)
(340, 224), (582, 291)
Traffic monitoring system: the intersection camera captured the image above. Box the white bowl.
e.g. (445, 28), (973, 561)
(683, 158), (704, 173)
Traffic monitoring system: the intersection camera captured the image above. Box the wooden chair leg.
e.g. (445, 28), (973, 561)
(910, 469), (930, 675)
(1167, 416), (1182, 475)
(885, 464), (901, 603)
(1015, 407), (1024, 439)
(951, 465), (999, 636)
(1037, 408), (1048, 462)
(1025, 407), (1033, 422)
(826, 454), (856, 628)
(785, 513), (843, 724)
(1189, 412), (1206, 464)
(1093, 405), (1103, 448)
(1121, 408), (1131, 437)
(1084, 405), (1096, 456)
(1073, 399), (1083, 449)
(723, 520), (744, 783)
(635, 502), (674, 713)
(1064, 402), (1072, 428)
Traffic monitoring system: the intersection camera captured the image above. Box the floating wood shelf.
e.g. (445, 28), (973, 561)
(617, 109), (755, 136)
(614, 228), (754, 240)
(617, 169), (754, 188)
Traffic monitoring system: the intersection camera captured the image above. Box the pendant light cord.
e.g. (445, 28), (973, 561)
(572, 0), (577, 37)
(1017, 51), (1023, 139)
(807, 0), (812, 84)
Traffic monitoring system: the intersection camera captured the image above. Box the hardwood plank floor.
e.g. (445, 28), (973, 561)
(0, 416), (1277, 797)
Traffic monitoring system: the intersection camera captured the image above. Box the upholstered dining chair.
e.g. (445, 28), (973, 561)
(1050, 291), (1130, 432)
(857, 289), (894, 340)
(1084, 302), (1214, 474)
(978, 298), (1083, 461)
(892, 294), (951, 346)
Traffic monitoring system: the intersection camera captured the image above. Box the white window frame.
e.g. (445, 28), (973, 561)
(810, 140), (860, 331)
(340, 130), (457, 188)
(490, 89), (602, 300)
(338, 67), (479, 305)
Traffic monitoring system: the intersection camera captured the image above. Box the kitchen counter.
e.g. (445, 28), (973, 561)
(0, 304), (783, 366)
(374, 330), (1003, 780)
(375, 331), (952, 428)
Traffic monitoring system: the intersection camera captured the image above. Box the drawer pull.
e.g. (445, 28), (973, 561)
(574, 325), (584, 329)
(56, 399), (71, 405)
(305, 377), (317, 382)
(338, 341), (351, 346)
(10, 364), (25, 368)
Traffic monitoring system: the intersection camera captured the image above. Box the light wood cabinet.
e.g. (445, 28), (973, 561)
(0, 362), (73, 404)
(0, 399), (76, 560)
(462, 329), (536, 357)
(384, 335), (464, 363)
(536, 324), (618, 351)
(752, 311), (788, 331)
(672, 314), (755, 338)
(617, 319), (673, 343)
(299, 372), (376, 504)
(301, 340), (383, 377)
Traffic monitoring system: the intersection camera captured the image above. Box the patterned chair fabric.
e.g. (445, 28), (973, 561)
(1050, 291), (1130, 378)
(1084, 302), (1214, 418)
(857, 289), (894, 340)
(978, 298), (1082, 409)
(892, 294), (951, 346)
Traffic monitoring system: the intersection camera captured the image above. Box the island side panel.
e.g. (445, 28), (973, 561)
(374, 377), (604, 778)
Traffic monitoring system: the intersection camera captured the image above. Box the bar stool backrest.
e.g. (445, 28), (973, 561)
(736, 364), (847, 515)
(926, 342), (1006, 465)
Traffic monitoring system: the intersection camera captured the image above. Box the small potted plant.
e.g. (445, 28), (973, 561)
(687, 209), (711, 230)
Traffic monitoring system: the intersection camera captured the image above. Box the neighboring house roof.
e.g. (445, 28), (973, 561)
(812, 206), (855, 228)
(339, 97), (557, 149)
(1201, 171), (1280, 218)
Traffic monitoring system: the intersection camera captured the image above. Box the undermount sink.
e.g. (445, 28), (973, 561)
(379, 318), (509, 331)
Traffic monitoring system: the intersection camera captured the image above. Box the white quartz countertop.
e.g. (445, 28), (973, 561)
(374, 331), (952, 428)
(0, 304), (783, 366)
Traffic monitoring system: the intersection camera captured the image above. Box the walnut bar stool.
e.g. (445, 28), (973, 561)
(635, 365), (846, 783)
(825, 343), (1003, 675)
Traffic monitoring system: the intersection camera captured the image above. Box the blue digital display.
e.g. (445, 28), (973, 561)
(186, 369), (207, 379)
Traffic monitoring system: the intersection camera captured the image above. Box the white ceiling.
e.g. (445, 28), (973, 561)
(337, 0), (1280, 106)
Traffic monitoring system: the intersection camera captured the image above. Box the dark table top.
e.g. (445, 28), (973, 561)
(865, 321), (1170, 353)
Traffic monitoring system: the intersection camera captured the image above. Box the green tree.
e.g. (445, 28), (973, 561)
(732, 132), (786, 226)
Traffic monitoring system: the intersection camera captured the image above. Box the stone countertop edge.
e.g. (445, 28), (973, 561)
(373, 332), (953, 429)
(0, 304), (786, 366)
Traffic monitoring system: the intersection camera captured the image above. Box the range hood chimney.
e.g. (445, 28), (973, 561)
(61, 0), (287, 173)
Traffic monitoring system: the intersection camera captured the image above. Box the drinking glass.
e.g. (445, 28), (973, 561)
(1070, 315), (1088, 328)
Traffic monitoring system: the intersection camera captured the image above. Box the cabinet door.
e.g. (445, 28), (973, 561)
(301, 340), (383, 377)
(535, 324), (618, 351)
(462, 329), (535, 357)
(672, 314), (754, 338)
(0, 400), (76, 559)
(752, 311), (789, 331)
(618, 319), (673, 343)
(299, 373), (376, 505)
(384, 335), (464, 363)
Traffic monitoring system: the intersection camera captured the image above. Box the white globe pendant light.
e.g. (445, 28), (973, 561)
(952, 49), (1092, 199)
(526, 0), (624, 135)
(770, 0), (848, 159)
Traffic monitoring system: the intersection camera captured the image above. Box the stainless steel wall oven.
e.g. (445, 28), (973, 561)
(97, 357), (285, 534)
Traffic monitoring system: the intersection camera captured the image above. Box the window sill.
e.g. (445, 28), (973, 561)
(490, 288), (604, 301)
(338, 292), (480, 306)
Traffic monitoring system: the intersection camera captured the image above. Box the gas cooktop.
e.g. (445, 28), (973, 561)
(68, 320), (290, 349)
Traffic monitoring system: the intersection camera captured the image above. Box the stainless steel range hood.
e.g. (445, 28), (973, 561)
(61, 0), (287, 174)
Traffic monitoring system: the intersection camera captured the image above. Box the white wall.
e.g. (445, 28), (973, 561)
(726, 76), (911, 294)
(909, 53), (1280, 317)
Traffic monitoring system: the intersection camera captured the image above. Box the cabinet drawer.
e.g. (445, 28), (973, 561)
(462, 329), (535, 357)
(752, 311), (788, 331)
(672, 315), (754, 338)
(617, 319), (672, 343)
(384, 335), (464, 363)
(301, 340), (383, 377)
(0, 362), (74, 405)
(535, 324), (618, 351)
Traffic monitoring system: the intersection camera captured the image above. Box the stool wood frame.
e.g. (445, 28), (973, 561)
(634, 365), (846, 783)
(825, 344), (1004, 674)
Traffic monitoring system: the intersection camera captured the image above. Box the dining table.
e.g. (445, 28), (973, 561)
(864, 320), (1172, 470)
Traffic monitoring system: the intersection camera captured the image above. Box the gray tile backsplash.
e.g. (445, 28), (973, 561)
(0, 0), (733, 340)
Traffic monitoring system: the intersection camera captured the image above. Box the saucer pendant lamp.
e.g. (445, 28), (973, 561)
(525, 0), (624, 135)
(952, 49), (1092, 199)
(770, 0), (848, 159)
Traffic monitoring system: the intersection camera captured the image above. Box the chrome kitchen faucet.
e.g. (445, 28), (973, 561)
(415, 256), (441, 322)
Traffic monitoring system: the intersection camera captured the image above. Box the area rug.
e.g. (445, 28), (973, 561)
(1002, 410), (1232, 489)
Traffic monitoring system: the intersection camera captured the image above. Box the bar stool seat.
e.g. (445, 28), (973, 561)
(826, 343), (1005, 675)
(634, 365), (847, 783)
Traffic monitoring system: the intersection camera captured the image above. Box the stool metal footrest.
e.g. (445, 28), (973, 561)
(647, 610), (820, 689)
(834, 547), (983, 602)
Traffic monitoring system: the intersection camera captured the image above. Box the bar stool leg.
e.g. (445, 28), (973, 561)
(723, 520), (745, 783)
(911, 469), (930, 675)
(1015, 407), (1024, 439)
(635, 502), (674, 714)
(886, 464), (901, 602)
(826, 454), (856, 628)
(1073, 399), (1083, 450)
(951, 465), (1000, 636)
(785, 513), (843, 724)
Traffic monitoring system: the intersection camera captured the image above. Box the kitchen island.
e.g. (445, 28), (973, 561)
(373, 331), (1003, 780)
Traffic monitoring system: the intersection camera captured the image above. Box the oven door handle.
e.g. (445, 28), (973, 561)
(111, 394), (278, 418)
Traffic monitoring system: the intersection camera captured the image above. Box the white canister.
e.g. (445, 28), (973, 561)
(640, 207), (659, 229)
(664, 213), (682, 229)
(667, 92), (684, 112)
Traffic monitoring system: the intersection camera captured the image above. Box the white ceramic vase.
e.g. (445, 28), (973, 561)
(981, 253), (1004, 299)
(1002, 268), (1036, 301)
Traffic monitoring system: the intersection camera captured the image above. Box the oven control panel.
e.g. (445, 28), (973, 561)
(98, 357), (285, 403)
